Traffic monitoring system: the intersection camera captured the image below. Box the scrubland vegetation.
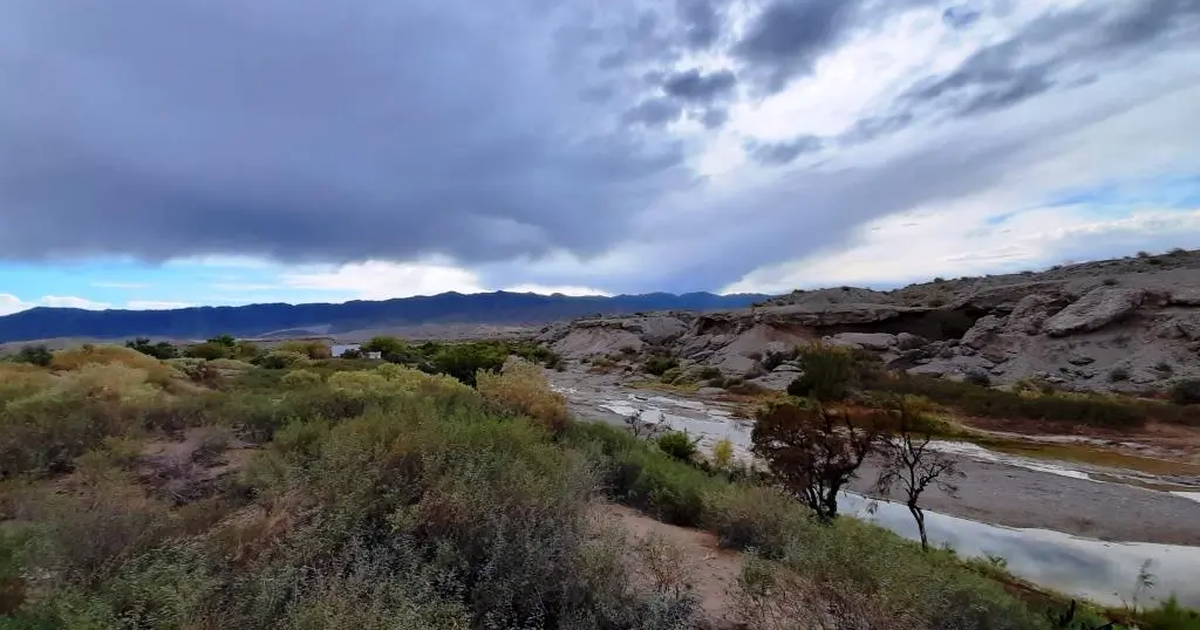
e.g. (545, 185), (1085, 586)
(0, 341), (1197, 629)
(776, 342), (1200, 431)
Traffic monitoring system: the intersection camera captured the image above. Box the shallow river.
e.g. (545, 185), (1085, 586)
(555, 378), (1200, 607)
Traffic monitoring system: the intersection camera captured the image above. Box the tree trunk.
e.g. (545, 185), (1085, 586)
(908, 502), (928, 551)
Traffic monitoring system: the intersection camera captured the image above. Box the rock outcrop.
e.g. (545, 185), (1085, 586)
(538, 249), (1200, 393)
(1042, 288), (1144, 337)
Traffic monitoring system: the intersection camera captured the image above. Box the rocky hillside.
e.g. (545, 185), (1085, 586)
(538, 249), (1200, 394)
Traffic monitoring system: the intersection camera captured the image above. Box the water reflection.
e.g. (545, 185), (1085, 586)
(842, 492), (1200, 607)
(586, 391), (1200, 607)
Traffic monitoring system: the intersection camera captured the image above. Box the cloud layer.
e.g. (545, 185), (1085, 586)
(1, 0), (1199, 299)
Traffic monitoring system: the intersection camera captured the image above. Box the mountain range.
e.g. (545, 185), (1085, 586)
(0, 291), (770, 343)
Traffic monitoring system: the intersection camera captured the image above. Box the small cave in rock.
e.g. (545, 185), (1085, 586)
(819, 307), (986, 342)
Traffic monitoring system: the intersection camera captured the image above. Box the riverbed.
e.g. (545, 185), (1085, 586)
(550, 369), (1200, 607)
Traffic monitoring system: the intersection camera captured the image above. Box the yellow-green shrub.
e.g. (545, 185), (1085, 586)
(51, 345), (174, 383)
(0, 365), (168, 476)
(280, 369), (323, 389)
(476, 358), (568, 434)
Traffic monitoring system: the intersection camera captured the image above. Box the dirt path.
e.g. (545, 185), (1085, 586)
(594, 503), (745, 627)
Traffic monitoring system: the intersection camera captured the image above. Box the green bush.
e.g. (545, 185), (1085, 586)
(643, 356), (680, 377)
(258, 350), (310, 370)
(12, 345), (52, 367)
(185, 341), (231, 361)
(656, 431), (698, 463)
(124, 338), (178, 360)
(787, 344), (875, 402)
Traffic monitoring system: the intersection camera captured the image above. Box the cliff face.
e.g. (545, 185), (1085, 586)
(538, 250), (1200, 393)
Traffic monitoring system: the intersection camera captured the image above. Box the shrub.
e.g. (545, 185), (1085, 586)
(185, 341), (231, 361)
(1108, 367), (1131, 383)
(643, 356), (680, 377)
(787, 343), (876, 402)
(51, 345), (171, 378)
(278, 340), (333, 360)
(124, 338), (178, 360)
(875, 374), (1151, 429)
(427, 343), (507, 386)
(13, 345), (52, 367)
(705, 486), (813, 558)
(206, 358), (255, 371)
(258, 351), (310, 370)
(711, 438), (734, 470)
(475, 357), (569, 435)
(0, 364), (170, 475)
(697, 366), (722, 381)
(166, 357), (219, 383)
(1170, 379), (1200, 405)
(280, 369), (323, 389)
(656, 431), (698, 463)
(659, 366), (683, 384)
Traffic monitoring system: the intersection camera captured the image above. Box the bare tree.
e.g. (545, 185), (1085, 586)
(874, 401), (961, 550)
(751, 401), (884, 521)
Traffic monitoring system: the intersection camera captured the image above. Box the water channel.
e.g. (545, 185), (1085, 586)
(560, 383), (1200, 607)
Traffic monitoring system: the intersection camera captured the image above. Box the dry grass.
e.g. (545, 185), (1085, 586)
(733, 558), (904, 630)
(476, 357), (569, 434)
(51, 344), (174, 381)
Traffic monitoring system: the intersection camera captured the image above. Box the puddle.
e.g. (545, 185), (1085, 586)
(843, 493), (1200, 608)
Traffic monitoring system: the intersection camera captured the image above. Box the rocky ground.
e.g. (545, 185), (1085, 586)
(537, 248), (1200, 394)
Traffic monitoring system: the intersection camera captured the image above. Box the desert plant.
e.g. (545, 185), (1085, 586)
(475, 357), (569, 435)
(964, 369), (992, 387)
(278, 340), (333, 360)
(643, 356), (680, 377)
(711, 438), (734, 470)
(1170, 379), (1200, 405)
(125, 338), (179, 360)
(656, 431), (699, 463)
(751, 401), (884, 521)
(787, 343), (876, 402)
(12, 345), (52, 367)
(280, 369), (323, 389)
(185, 341), (231, 361)
(258, 350), (310, 370)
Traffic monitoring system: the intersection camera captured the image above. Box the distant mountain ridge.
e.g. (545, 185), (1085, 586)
(0, 291), (770, 343)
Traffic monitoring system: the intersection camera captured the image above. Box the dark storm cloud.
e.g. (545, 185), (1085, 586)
(697, 109), (729, 129)
(661, 68), (737, 101)
(676, 0), (723, 48)
(732, 0), (863, 94)
(0, 0), (691, 265)
(745, 135), (824, 165)
(623, 99), (685, 127)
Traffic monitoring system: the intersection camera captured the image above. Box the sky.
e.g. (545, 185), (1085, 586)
(1, 0), (1199, 315)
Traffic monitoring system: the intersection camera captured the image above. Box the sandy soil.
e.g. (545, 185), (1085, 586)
(595, 503), (744, 627)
